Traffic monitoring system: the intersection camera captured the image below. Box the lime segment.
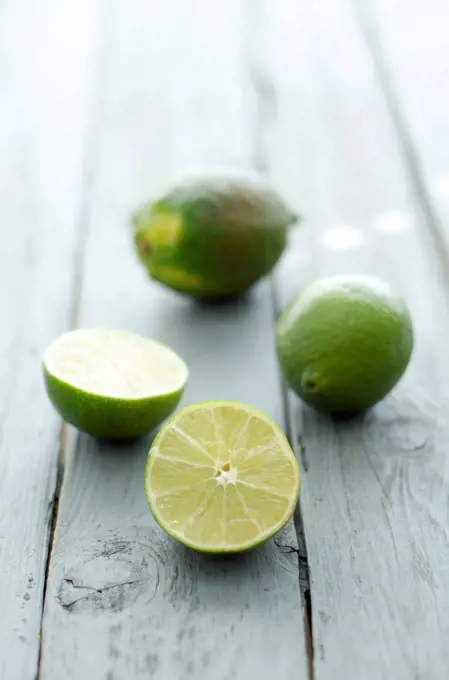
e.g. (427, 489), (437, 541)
(145, 401), (300, 553)
(43, 328), (188, 440)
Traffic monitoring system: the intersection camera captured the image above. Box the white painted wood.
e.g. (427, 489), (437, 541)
(356, 0), (449, 254)
(0, 1), (101, 678)
(263, 0), (449, 677)
(39, 1), (309, 678)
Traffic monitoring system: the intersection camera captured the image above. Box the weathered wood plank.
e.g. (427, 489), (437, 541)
(355, 0), (449, 257)
(39, 2), (309, 678)
(263, 0), (449, 677)
(0, 1), (101, 678)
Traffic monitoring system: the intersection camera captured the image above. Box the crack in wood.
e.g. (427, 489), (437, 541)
(35, 423), (68, 680)
(297, 433), (310, 473)
(273, 537), (300, 556)
(59, 577), (152, 611)
(268, 245), (314, 673)
(293, 455), (314, 676)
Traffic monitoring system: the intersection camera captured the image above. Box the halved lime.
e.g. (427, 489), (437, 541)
(145, 401), (300, 553)
(43, 328), (188, 440)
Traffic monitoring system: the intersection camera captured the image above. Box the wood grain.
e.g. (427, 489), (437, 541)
(39, 1), (309, 678)
(355, 0), (449, 264)
(0, 1), (101, 678)
(262, 0), (449, 677)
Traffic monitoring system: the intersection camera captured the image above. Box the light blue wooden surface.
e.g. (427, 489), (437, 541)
(0, 0), (102, 677)
(268, 0), (449, 677)
(39, 1), (309, 678)
(1, 0), (449, 678)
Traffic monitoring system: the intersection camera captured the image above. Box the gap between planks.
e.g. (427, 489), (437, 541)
(246, 0), (314, 673)
(271, 280), (314, 680)
(68, 0), (115, 331)
(351, 0), (449, 280)
(36, 1), (114, 676)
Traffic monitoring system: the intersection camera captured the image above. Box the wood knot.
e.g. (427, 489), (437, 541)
(57, 536), (159, 614)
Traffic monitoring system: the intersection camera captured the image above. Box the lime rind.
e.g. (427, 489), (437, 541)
(43, 328), (189, 440)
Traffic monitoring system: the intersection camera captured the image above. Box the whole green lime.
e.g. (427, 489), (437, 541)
(276, 275), (414, 416)
(132, 174), (298, 299)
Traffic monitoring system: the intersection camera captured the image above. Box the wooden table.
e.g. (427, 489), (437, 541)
(2, 0), (449, 678)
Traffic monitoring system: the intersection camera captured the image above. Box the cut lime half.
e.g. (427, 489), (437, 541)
(145, 401), (300, 553)
(43, 328), (188, 440)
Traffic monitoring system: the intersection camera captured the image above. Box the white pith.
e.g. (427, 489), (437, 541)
(44, 328), (188, 399)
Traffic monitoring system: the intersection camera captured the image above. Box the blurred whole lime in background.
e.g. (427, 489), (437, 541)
(276, 274), (414, 416)
(132, 174), (298, 299)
